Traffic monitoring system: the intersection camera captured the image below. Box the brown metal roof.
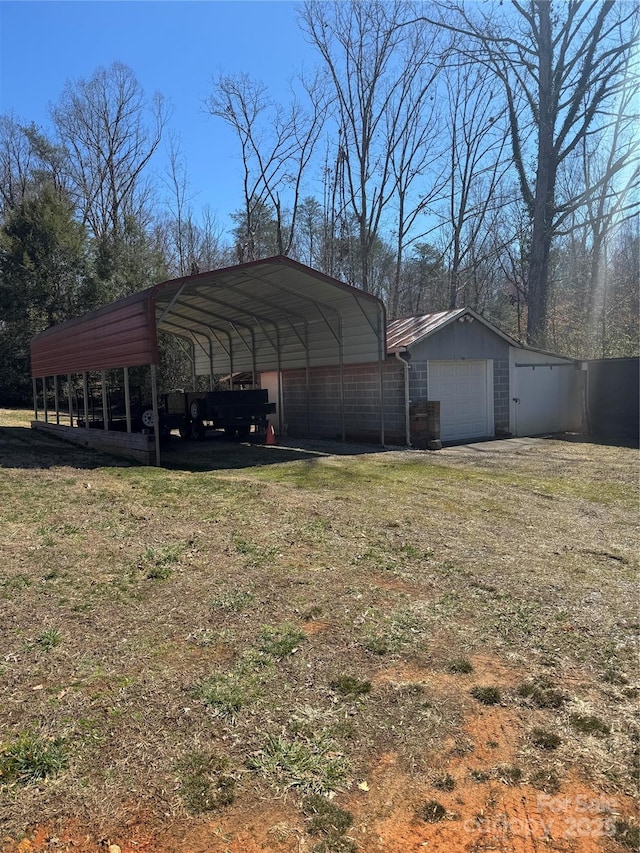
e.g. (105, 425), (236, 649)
(386, 310), (466, 350)
(30, 256), (386, 378)
(386, 308), (520, 351)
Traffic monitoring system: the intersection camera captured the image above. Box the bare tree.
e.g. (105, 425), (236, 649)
(578, 52), (640, 343)
(437, 60), (511, 309)
(318, 140), (353, 280)
(301, 0), (439, 293)
(160, 138), (228, 277)
(387, 26), (445, 316)
(206, 71), (326, 260)
(543, 42), (640, 357)
(604, 216), (639, 356)
(497, 202), (531, 340)
(421, 1), (639, 344)
(199, 205), (229, 270)
(51, 61), (168, 242)
(162, 133), (198, 276)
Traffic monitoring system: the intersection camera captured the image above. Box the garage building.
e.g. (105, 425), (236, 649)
(30, 257), (584, 464)
(278, 307), (583, 446)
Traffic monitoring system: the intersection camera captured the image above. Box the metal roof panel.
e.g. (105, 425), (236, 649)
(31, 256), (386, 378)
(386, 308), (523, 351)
(386, 310), (467, 350)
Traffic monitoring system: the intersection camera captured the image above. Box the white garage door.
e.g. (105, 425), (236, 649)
(428, 360), (492, 442)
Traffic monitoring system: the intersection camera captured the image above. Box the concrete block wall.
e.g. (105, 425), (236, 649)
(408, 361), (428, 404)
(493, 359), (510, 435)
(281, 360), (406, 444)
(280, 356), (513, 444)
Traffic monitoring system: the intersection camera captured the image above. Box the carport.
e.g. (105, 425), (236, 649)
(30, 257), (387, 465)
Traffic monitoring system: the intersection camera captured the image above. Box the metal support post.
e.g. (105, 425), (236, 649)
(83, 373), (89, 427)
(67, 373), (73, 427)
(124, 367), (132, 433)
(101, 371), (109, 430)
(54, 376), (60, 424)
(150, 364), (161, 466)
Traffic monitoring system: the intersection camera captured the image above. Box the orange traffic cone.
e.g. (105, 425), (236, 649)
(265, 424), (276, 446)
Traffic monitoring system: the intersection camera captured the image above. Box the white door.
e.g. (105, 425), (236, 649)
(259, 371), (281, 432)
(428, 360), (493, 442)
(512, 366), (560, 436)
(512, 364), (579, 436)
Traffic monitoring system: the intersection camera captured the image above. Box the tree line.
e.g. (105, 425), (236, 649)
(1, 1), (638, 404)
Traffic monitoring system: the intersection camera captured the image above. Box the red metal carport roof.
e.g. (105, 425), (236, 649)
(30, 257), (387, 378)
(30, 290), (157, 377)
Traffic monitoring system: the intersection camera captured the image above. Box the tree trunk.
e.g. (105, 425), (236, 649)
(449, 232), (461, 310)
(526, 4), (555, 347)
(526, 202), (554, 346)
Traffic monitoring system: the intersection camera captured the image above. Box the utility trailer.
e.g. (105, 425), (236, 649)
(166, 389), (276, 440)
(75, 386), (275, 442)
(76, 384), (147, 432)
(76, 385), (174, 444)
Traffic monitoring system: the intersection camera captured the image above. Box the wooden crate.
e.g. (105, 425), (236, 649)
(410, 399), (440, 447)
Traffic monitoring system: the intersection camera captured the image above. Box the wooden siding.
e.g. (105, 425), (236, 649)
(31, 292), (158, 377)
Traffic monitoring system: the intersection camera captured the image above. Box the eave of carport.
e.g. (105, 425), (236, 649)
(30, 289), (158, 377)
(30, 256), (388, 463)
(152, 256), (386, 372)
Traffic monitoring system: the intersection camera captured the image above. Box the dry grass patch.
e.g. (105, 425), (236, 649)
(0, 411), (638, 850)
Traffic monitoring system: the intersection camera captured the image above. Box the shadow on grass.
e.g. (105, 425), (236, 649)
(158, 432), (394, 472)
(0, 424), (395, 472)
(548, 431), (639, 449)
(0, 425), (132, 471)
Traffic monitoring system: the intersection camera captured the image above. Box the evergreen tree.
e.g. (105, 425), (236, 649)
(0, 184), (94, 402)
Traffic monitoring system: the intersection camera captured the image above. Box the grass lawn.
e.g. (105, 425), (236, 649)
(1, 409), (638, 853)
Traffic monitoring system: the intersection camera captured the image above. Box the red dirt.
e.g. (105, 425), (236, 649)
(301, 619), (332, 636)
(363, 710), (630, 853)
(370, 574), (422, 595)
(3, 656), (636, 853)
(6, 767), (632, 853)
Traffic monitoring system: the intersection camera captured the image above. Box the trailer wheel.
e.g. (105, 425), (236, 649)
(141, 408), (155, 429)
(191, 419), (206, 440)
(190, 400), (202, 420)
(237, 425), (251, 439)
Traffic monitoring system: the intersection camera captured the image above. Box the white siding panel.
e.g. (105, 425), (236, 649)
(509, 348), (582, 436)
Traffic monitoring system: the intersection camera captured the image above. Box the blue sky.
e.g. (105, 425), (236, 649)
(0, 1), (313, 231)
